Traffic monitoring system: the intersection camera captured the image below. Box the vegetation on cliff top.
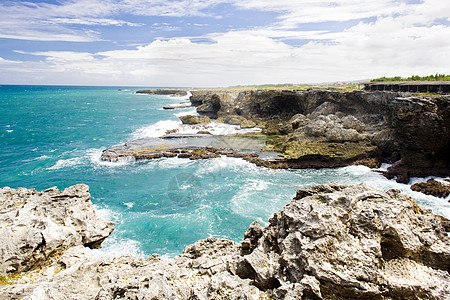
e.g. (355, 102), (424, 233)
(371, 74), (450, 82)
(202, 83), (363, 92)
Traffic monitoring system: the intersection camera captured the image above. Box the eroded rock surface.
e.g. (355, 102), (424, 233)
(1, 183), (449, 299)
(190, 90), (450, 180)
(0, 185), (114, 274)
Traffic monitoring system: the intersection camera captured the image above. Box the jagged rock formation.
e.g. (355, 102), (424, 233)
(411, 179), (450, 198)
(1, 183), (449, 299)
(189, 90), (450, 181)
(136, 89), (188, 96)
(179, 115), (211, 125)
(0, 185), (114, 274)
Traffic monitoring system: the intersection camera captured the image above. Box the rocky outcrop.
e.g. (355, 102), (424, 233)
(2, 183), (449, 299)
(235, 183), (450, 299)
(189, 90), (450, 180)
(411, 179), (450, 198)
(136, 89), (188, 96)
(179, 115), (211, 125)
(0, 185), (114, 274)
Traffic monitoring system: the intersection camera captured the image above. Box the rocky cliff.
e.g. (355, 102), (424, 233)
(189, 90), (450, 181)
(1, 184), (449, 299)
(0, 184), (114, 274)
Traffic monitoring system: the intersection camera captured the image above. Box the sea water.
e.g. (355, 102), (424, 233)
(1, 85), (449, 257)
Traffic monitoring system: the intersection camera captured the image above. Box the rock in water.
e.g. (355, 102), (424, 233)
(0, 184), (114, 274)
(1, 184), (449, 299)
(411, 178), (450, 198)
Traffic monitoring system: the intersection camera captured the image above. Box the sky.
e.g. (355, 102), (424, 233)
(0, 0), (449, 87)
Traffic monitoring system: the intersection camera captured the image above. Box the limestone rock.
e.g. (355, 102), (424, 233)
(179, 115), (211, 125)
(289, 113), (308, 130)
(189, 89), (450, 177)
(411, 179), (450, 198)
(0, 185), (114, 274)
(235, 183), (450, 299)
(1, 184), (449, 299)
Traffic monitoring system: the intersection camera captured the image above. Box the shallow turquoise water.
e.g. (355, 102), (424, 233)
(1, 85), (449, 257)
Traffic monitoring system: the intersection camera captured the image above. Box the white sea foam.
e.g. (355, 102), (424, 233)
(6, 130), (13, 133)
(95, 236), (145, 257)
(337, 165), (450, 218)
(195, 156), (252, 175)
(132, 120), (181, 139)
(35, 155), (50, 160)
(91, 207), (144, 257)
(131, 119), (261, 140)
(47, 157), (83, 170)
(123, 202), (134, 209)
(230, 178), (277, 224)
(174, 107), (197, 117)
(87, 148), (136, 167)
(156, 157), (194, 169)
(168, 90), (192, 101)
(93, 205), (122, 222)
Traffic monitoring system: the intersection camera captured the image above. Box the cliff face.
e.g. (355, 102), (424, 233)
(190, 90), (450, 180)
(0, 185), (114, 274)
(1, 184), (449, 299)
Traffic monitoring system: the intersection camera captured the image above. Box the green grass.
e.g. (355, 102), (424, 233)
(198, 83), (363, 92)
(371, 74), (450, 82)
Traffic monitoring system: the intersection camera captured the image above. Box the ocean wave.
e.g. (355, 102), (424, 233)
(95, 236), (145, 257)
(336, 165), (450, 218)
(229, 178), (278, 224)
(47, 157), (83, 170)
(156, 157), (195, 170)
(35, 155), (50, 160)
(87, 148), (136, 167)
(131, 120), (181, 139)
(195, 156), (252, 175)
(174, 108), (197, 117)
(169, 90), (192, 101)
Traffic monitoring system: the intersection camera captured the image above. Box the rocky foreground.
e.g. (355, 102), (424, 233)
(1, 183), (449, 299)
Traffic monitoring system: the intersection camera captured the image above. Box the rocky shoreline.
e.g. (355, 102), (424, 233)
(102, 89), (449, 191)
(1, 183), (449, 299)
(187, 89), (449, 183)
(136, 89), (188, 97)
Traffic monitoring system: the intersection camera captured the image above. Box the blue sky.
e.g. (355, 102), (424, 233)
(0, 0), (449, 86)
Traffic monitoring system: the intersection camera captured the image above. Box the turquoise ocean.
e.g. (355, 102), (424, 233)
(1, 85), (449, 257)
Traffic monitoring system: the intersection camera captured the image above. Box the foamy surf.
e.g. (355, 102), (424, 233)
(334, 165), (450, 219)
(47, 157), (83, 170)
(132, 120), (261, 139)
(87, 148), (136, 167)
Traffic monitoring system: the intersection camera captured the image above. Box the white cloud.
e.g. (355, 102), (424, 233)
(0, 0), (449, 85)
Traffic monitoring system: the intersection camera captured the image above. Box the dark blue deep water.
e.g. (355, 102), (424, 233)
(1, 85), (448, 257)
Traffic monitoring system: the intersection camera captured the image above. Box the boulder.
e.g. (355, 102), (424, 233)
(0, 185), (114, 274)
(179, 115), (211, 125)
(411, 179), (450, 198)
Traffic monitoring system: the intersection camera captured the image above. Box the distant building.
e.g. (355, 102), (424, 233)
(364, 81), (450, 94)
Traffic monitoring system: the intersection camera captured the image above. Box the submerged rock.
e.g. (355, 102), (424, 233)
(0, 185), (114, 274)
(411, 178), (450, 198)
(1, 183), (449, 299)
